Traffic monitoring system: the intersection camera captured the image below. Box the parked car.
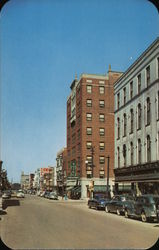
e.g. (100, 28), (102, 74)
(124, 194), (159, 222)
(105, 194), (134, 215)
(40, 191), (46, 197)
(17, 191), (25, 198)
(88, 195), (111, 210)
(2, 191), (11, 199)
(44, 191), (50, 198)
(49, 192), (58, 200)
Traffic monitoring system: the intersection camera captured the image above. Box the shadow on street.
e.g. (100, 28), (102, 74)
(2, 199), (20, 210)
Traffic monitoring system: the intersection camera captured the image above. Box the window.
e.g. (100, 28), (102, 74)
(138, 104), (141, 129)
(99, 168), (105, 179)
(137, 74), (141, 94)
(138, 139), (142, 164)
(117, 93), (120, 109)
(147, 135), (151, 162)
(117, 147), (120, 168)
(87, 85), (92, 93)
(87, 127), (92, 135)
(117, 118), (120, 139)
(77, 129), (80, 139)
(86, 155), (93, 165)
(99, 100), (105, 108)
(123, 87), (126, 105)
(130, 109), (134, 133)
(86, 141), (92, 149)
(146, 97), (151, 125)
(99, 128), (105, 136)
(86, 113), (92, 121)
(99, 142), (105, 151)
(146, 66), (150, 86)
(130, 142), (133, 165)
(99, 114), (105, 122)
(130, 81), (133, 99)
(123, 113), (127, 136)
(99, 156), (105, 164)
(123, 144), (126, 166)
(86, 99), (92, 107)
(99, 86), (105, 94)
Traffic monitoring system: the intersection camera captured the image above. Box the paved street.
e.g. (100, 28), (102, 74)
(0, 195), (159, 249)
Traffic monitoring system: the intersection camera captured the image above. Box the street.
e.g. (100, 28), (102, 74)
(0, 195), (159, 249)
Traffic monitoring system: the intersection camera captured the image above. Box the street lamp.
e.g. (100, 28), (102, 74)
(106, 155), (110, 198)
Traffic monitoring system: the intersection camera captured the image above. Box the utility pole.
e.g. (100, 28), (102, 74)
(90, 146), (95, 178)
(106, 155), (110, 197)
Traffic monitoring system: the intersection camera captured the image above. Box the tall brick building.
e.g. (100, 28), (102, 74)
(66, 67), (122, 198)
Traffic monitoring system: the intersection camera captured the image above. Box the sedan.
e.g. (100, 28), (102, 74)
(2, 192), (11, 199)
(105, 194), (134, 215)
(88, 196), (111, 210)
(49, 192), (58, 200)
(17, 192), (25, 198)
(124, 195), (159, 222)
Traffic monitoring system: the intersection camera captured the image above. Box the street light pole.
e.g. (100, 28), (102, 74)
(106, 155), (110, 197)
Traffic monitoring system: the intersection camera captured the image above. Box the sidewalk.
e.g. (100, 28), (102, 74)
(58, 196), (87, 203)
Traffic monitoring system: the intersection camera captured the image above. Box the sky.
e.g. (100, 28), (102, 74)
(0, 0), (159, 183)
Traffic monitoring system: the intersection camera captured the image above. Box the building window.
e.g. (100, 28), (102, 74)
(130, 109), (134, 133)
(117, 93), (120, 109)
(117, 118), (120, 139)
(147, 135), (151, 162)
(86, 155), (93, 165)
(146, 97), (151, 125)
(117, 147), (120, 168)
(86, 113), (92, 121)
(99, 168), (105, 179)
(130, 142), (133, 165)
(130, 81), (133, 99)
(87, 85), (92, 93)
(99, 114), (105, 122)
(123, 144), (126, 167)
(138, 139), (142, 164)
(99, 86), (105, 94)
(86, 99), (92, 107)
(146, 66), (150, 86)
(138, 103), (141, 129)
(99, 128), (105, 136)
(99, 100), (105, 108)
(137, 74), (141, 94)
(99, 142), (105, 151)
(123, 113), (127, 137)
(123, 87), (126, 105)
(87, 127), (92, 135)
(99, 156), (105, 164)
(86, 141), (92, 149)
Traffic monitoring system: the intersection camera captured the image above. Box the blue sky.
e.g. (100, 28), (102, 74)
(1, 0), (159, 183)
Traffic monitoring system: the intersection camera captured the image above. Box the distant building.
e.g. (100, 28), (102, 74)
(40, 167), (55, 191)
(114, 37), (159, 195)
(29, 173), (35, 190)
(33, 168), (40, 190)
(66, 68), (122, 199)
(20, 171), (29, 190)
(56, 148), (67, 195)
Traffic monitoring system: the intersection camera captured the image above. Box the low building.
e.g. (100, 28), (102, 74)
(114, 37), (159, 195)
(40, 167), (54, 191)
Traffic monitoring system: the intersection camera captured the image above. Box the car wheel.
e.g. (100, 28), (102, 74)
(141, 212), (147, 222)
(124, 209), (129, 218)
(116, 208), (120, 216)
(88, 204), (91, 209)
(105, 206), (109, 213)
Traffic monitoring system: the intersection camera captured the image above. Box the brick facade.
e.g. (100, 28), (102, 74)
(67, 67), (122, 198)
